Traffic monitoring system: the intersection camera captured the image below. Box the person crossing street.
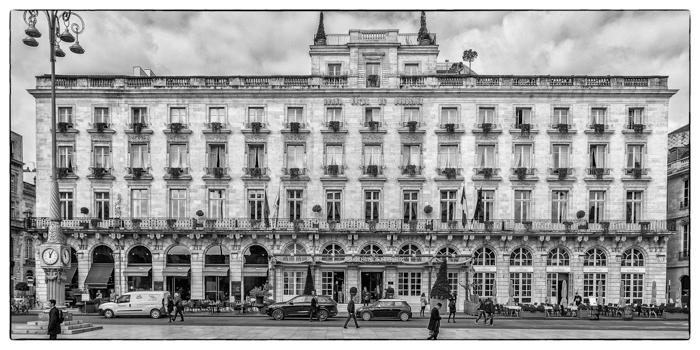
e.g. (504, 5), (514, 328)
(343, 291), (360, 329)
(173, 293), (185, 322)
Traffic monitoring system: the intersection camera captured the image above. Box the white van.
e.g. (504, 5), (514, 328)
(98, 291), (170, 319)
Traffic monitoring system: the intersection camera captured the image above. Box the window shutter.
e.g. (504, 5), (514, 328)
(145, 144), (151, 169)
(166, 143), (170, 167)
(264, 144), (268, 167)
(90, 145), (95, 167)
(186, 143), (190, 168)
(225, 142), (229, 168)
(127, 143), (131, 168)
(244, 145), (249, 168)
(109, 143), (113, 169)
(205, 144), (210, 168)
(304, 144), (307, 168)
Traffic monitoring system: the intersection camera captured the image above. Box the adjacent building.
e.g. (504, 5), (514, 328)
(10, 131), (36, 296)
(27, 16), (676, 310)
(666, 124), (689, 306)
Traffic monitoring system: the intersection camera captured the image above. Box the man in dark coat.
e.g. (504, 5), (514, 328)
(309, 290), (320, 322)
(483, 298), (494, 326)
(173, 293), (184, 321)
(343, 292), (360, 329)
(427, 302), (442, 340)
(47, 299), (62, 340)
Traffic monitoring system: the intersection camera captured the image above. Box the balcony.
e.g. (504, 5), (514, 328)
(547, 167), (574, 181)
(678, 250), (690, 261)
(322, 75), (348, 87)
(473, 123), (501, 134)
(510, 167), (536, 181)
(361, 165), (384, 177)
(361, 121), (384, 133)
(366, 75), (380, 88)
(622, 124), (652, 135)
(323, 165), (346, 177)
(56, 122), (77, 134)
(400, 75), (426, 87)
(399, 164), (424, 176)
(87, 167), (114, 180)
(243, 167), (269, 178)
(204, 122), (230, 134)
(282, 122), (309, 134)
(436, 123), (464, 134)
(282, 167), (308, 180)
(203, 167), (230, 180)
(584, 124), (614, 135)
(125, 167), (152, 180)
(622, 167), (650, 181)
(243, 122), (269, 134)
(547, 123), (576, 134)
(668, 157), (689, 175)
(164, 122), (191, 134)
(585, 167), (612, 181)
(87, 122), (114, 134)
(125, 122), (153, 134)
(323, 121), (345, 133)
(57, 166), (78, 179)
(164, 167), (191, 180)
(473, 167), (500, 180)
(436, 167), (462, 179)
(509, 123), (538, 135)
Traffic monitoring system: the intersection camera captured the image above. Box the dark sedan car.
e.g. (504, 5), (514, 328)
(266, 295), (338, 321)
(356, 299), (412, 321)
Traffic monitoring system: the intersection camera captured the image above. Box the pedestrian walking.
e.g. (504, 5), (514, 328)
(47, 299), (63, 340)
(163, 294), (174, 322)
(427, 302), (442, 340)
(447, 298), (457, 323)
(343, 291), (361, 329)
(420, 293), (428, 317)
(173, 293), (185, 322)
(363, 287), (370, 306)
(474, 298), (486, 324)
(574, 292), (582, 306)
(309, 290), (320, 322)
(483, 297), (494, 326)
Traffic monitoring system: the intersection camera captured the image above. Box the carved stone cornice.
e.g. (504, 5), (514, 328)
(400, 133), (424, 143)
(204, 134), (229, 142)
(128, 134), (151, 143)
(283, 134), (309, 142)
(90, 135), (112, 143)
(362, 134), (384, 143)
(549, 134), (573, 140)
(437, 134), (462, 142)
(322, 134), (346, 143)
(166, 134), (190, 142)
(245, 134), (268, 142)
(475, 134), (498, 141)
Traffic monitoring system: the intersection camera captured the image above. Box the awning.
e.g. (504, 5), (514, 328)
(123, 265), (152, 277)
(84, 264), (114, 288)
(202, 267), (229, 277)
(66, 265), (78, 282)
(162, 266), (190, 277)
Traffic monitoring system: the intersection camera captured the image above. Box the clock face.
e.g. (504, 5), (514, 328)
(42, 248), (58, 265)
(61, 249), (71, 265)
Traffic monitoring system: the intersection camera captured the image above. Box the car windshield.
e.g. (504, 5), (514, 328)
(291, 296), (309, 303)
(117, 295), (130, 303)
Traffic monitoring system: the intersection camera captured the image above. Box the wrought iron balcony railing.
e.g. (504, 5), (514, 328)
(89, 167), (112, 178)
(243, 167), (268, 177)
(128, 122), (149, 133)
(548, 167), (574, 177)
(362, 165), (384, 176)
(623, 167), (650, 177)
(436, 167), (461, 179)
(126, 167), (150, 178)
(586, 167), (611, 178)
(474, 167), (499, 178)
(511, 167), (536, 178)
(204, 167), (228, 178)
(399, 164), (424, 176)
(282, 167), (307, 177)
(166, 122), (189, 133)
(438, 123), (461, 132)
(323, 165), (345, 176)
(90, 122), (110, 131)
(284, 122), (306, 132)
(325, 121), (343, 131)
(164, 167), (189, 178)
(363, 121), (382, 129)
(245, 122), (266, 131)
(206, 122), (227, 131)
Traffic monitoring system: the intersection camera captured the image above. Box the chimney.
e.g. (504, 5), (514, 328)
(144, 69), (156, 77)
(133, 66), (146, 76)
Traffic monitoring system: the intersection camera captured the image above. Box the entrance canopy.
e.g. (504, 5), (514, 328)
(163, 266), (190, 277)
(202, 267), (229, 277)
(84, 264), (114, 288)
(123, 265), (152, 277)
(66, 265), (78, 282)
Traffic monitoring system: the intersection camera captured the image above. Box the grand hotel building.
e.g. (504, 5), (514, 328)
(28, 22), (676, 310)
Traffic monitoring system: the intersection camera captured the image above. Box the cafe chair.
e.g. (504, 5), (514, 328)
(553, 304), (561, 317)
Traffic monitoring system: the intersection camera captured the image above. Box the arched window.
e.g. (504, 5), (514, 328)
(622, 248), (644, 267)
(25, 238), (34, 260)
(205, 245), (230, 265)
(128, 246), (152, 264)
(321, 244), (344, 262)
(473, 247), (496, 266)
(92, 245), (114, 264)
(436, 246), (459, 262)
(584, 248), (607, 266)
(360, 244), (383, 255)
(244, 245), (268, 265)
(509, 247), (532, 266)
(280, 243), (308, 262)
(166, 245), (191, 265)
(398, 244), (422, 262)
(547, 247), (570, 266)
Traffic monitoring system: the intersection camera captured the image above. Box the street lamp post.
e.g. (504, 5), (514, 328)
(22, 10), (85, 311)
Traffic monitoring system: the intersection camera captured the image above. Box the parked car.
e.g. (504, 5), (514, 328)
(266, 294), (338, 321)
(356, 299), (412, 321)
(98, 291), (170, 319)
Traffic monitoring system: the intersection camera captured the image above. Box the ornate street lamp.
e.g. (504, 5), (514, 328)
(21, 10), (86, 310)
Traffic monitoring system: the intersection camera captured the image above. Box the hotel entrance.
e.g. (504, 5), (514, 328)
(361, 271), (383, 302)
(546, 273), (573, 305)
(321, 271), (345, 302)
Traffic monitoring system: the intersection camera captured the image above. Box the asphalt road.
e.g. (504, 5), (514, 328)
(10, 313), (689, 332)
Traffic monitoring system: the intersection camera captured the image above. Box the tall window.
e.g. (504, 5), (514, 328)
(404, 107), (419, 123)
(682, 224), (689, 255)
(514, 190), (531, 223)
(94, 146), (110, 168)
(58, 146), (74, 168)
(583, 273), (606, 304)
(626, 145), (644, 168)
(628, 108), (644, 126)
(286, 145), (305, 169)
(515, 108), (531, 126)
(588, 191), (606, 223)
(513, 144), (532, 168)
(683, 179), (689, 207)
(327, 64), (342, 76)
(248, 107), (264, 123)
(584, 248), (607, 266)
(208, 189), (225, 219)
(441, 107), (458, 124)
(622, 248), (644, 267)
(363, 145), (382, 166)
(60, 191), (74, 219)
(402, 145), (421, 167)
(551, 190), (569, 223)
(326, 108), (341, 123)
(476, 190), (495, 223)
(58, 107), (73, 123)
(479, 107), (495, 124)
(552, 144), (570, 168)
(404, 63), (419, 75)
(364, 190), (380, 220)
(94, 107), (109, 123)
(365, 108), (380, 124)
(473, 247), (496, 266)
(208, 144), (226, 168)
(440, 190), (457, 222)
(170, 107), (186, 123)
(283, 271), (306, 296)
(591, 108), (606, 125)
(326, 191), (341, 220)
(447, 272), (459, 295)
(626, 191), (643, 223)
(510, 273), (532, 304)
(170, 189), (187, 218)
(25, 239), (34, 260)
(205, 107), (224, 124)
(474, 273), (495, 298)
(131, 189), (148, 218)
(621, 273), (644, 304)
(130, 144), (149, 168)
(366, 63), (380, 87)
(287, 107), (303, 123)
(589, 144), (607, 168)
(248, 190), (264, 220)
(553, 108), (569, 124)
(438, 246), (459, 262)
(477, 145), (496, 167)
(247, 144), (265, 170)
(132, 107), (147, 124)
(547, 247), (570, 266)
(510, 247), (533, 266)
(438, 145), (458, 168)
(325, 145), (343, 166)
(398, 272), (422, 296)
(169, 144), (188, 168)
(398, 244), (421, 262)
(95, 192), (110, 220)
(403, 191), (419, 222)
(287, 190), (303, 220)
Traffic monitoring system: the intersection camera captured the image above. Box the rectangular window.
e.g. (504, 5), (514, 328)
(583, 273), (607, 304)
(588, 191), (606, 223)
(447, 272), (459, 295)
(209, 189), (225, 219)
(58, 107), (73, 123)
(248, 107), (264, 123)
(325, 145), (343, 166)
(478, 107), (495, 124)
(404, 107), (419, 123)
(365, 108), (380, 124)
(438, 145), (458, 168)
(170, 189), (187, 218)
(591, 108), (606, 125)
(94, 107), (109, 123)
(95, 192), (110, 220)
(132, 107), (147, 124)
(326, 191), (342, 221)
(621, 273), (644, 304)
(477, 190), (495, 223)
(515, 108), (531, 126)
(131, 144), (149, 168)
(170, 107), (186, 124)
(364, 190), (380, 220)
(404, 63), (419, 75)
(440, 190), (458, 222)
(684, 179), (689, 207)
(552, 144), (570, 168)
(58, 146), (74, 168)
(510, 272), (533, 304)
(209, 107), (225, 123)
(248, 190), (264, 220)
(682, 224), (689, 255)
(626, 145), (644, 168)
(286, 145), (305, 169)
(326, 108), (341, 123)
(208, 144), (226, 168)
(402, 145), (421, 167)
(514, 190), (531, 223)
(551, 190), (569, 223)
(169, 144), (188, 168)
(626, 191), (643, 223)
(363, 145), (382, 166)
(321, 272), (333, 296)
(247, 145), (265, 169)
(403, 191), (419, 222)
(477, 145), (496, 167)
(131, 189), (149, 218)
(366, 63), (380, 87)
(441, 107), (458, 124)
(553, 108), (569, 124)
(474, 272), (495, 298)
(287, 107), (303, 123)
(589, 144), (607, 168)
(628, 108), (644, 126)
(327, 64), (341, 76)
(284, 271), (306, 296)
(94, 146), (110, 168)
(60, 191), (74, 219)
(513, 144), (532, 168)
(287, 190), (303, 221)
(398, 272), (422, 296)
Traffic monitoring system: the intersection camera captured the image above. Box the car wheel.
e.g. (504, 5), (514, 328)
(104, 309), (114, 319)
(272, 309), (285, 321)
(150, 309), (162, 319)
(399, 312), (410, 321)
(361, 312), (372, 321)
(318, 309), (329, 321)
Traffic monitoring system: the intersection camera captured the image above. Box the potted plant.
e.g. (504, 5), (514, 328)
(328, 120), (341, 132)
(80, 207), (90, 229)
(170, 122), (184, 133)
(132, 122), (144, 134)
(366, 165), (379, 177)
(131, 218), (142, 229)
(521, 304), (545, 318)
(205, 218), (217, 229)
(57, 167), (70, 178)
(250, 122), (262, 133)
(195, 210), (205, 228)
(443, 167), (457, 179)
(293, 219), (304, 232)
(557, 123), (569, 133)
(482, 167), (493, 179)
(289, 122), (301, 133)
(407, 121), (418, 132)
(481, 122), (492, 133)
(403, 164), (417, 176)
(515, 167), (528, 180)
(367, 74), (379, 87)
(593, 167), (605, 179)
(519, 123), (531, 135)
(210, 121), (222, 132)
(600, 221), (610, 233)
(213, 167), (225, 179)
(663, 306), (689, 320)
(326, 164), (339, 176)
(15, 282), (30, 297)
(593, 123), (605, 134)
(409, 220), (418, 231)
(577, 304), (590, 319)
(633, 124), (645, 133)
(557, 168), (568, 180)
(444, 123), (455, 133)
(523, 221), (533, 231)
(132, 167), (145, 179)
(57, 122), (70, 133)
(289, 167), (300, 178)
(563, 221), (573, 232)
(430, 259), (451, 315)
(484, 221), (494, 232)
(169, 167), (182, 178)
(95, 122), (107, 133)
(166, 219), (177, 229)
(368, 120), (380, 130)
(90, 218), (102, 229)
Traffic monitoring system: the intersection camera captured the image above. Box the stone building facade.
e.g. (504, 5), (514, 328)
(28, 23), (676, 310)
(10, 131), (36, 296)
(666, 124), (689, 306)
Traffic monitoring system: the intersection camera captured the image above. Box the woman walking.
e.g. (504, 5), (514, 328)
(420, 293), (428, 317)
(165, 294), (174, 322)
(447, 298), (457, 323)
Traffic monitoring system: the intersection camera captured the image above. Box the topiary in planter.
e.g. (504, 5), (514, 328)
(424, 205), (433, 214)
(444, 123), (455, 133)
(431, 259), (451, 313)
(303, 264), (315, 295)
(289, 122), (301, 133)
(312, 205), (322, 213)
(482, 167), (493, 179)
(443, 167), (457, 179)
(407, 121), (418, 132)
(557, 168), (568, 180)
(557, 123), (569, 133)
(481, 122), (492, 133)
(80, 207), (89, 216)
(519, 123), (531, 135)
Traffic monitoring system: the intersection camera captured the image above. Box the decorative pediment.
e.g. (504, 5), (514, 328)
(362, 134), (384, 143)
(322, 134), (346, 143)
(245, 134), (268, 142)
(128, 134), (151, 142)
(56, 134), (76, 142)
(437, 134), (462, 142)
(324, 98), (343, 106)
(475, 134), (498, 141)
(204, 134), (228, 142)
(166, 134), (189, 142)
(549, 134), (573, 140)
(283, 134), (308, 142)
(400, 133), (423, 143)
(91, 135), (112, 143)
(512, 134), (534, 140)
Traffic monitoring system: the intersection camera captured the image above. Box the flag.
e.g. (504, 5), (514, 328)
(460, 183), (468, 228)
(264, 188), (270, 228)
(273, 182), (281, 225)
(472, 183), (483, 222)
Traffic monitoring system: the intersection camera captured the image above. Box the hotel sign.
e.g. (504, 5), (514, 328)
(508, 266), (534, 273)
(621, 267), (646, 273)
(546, 266), (571, 273)
(347, 256), (409, 264)
(583, 267), (608, 273)
(473, 266), (497, 272)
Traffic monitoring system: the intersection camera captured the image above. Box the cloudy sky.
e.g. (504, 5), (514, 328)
(10, 10), (689, 165)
